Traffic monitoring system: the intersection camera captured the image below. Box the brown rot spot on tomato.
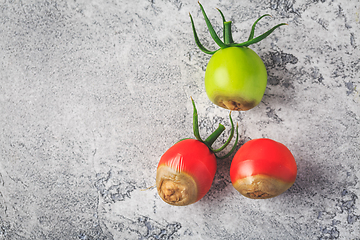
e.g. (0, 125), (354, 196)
(232, 174), (295, 199)
(156, 165), (198, 206)
(248, 191), (272, 199)
(217, 98), (257, 111)
(161, 181), (181, 201)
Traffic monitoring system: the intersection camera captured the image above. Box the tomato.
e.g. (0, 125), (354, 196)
(156, 98), (239, 206)
(205, 47), (267, 110)
(230, 138), (297, 199)
(190, 3), (286, 111)
(156, 139), (217, 206)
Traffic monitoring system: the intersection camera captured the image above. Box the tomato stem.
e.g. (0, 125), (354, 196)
(204, 124), (226, 148)
(224, 21), (234, 45)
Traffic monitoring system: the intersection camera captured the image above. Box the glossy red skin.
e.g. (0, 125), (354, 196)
(157, 139), (217, 202)
(230, 138), (297, 183)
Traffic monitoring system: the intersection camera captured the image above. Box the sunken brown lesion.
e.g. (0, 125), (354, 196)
(247, 190), (273, 199)
(216, 97), (257, 111)
(160, 180), (186, 203)
(232, 174), (295, 199)
(156, 165), (198, 206)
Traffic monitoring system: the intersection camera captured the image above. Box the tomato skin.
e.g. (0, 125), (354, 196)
(205, 47), (267, 111)
(156, 139), (217, 206)
(230, 138), (297, 199)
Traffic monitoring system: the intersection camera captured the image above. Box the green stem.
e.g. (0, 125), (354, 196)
(204, 124), (226, 148)
(224, 21), (234, 45)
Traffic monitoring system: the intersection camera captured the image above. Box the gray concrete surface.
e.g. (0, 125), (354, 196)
(0, 0), (359, 239)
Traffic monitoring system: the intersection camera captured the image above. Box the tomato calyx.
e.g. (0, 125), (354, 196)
(191, 97), (238, 159)
(156, 98), (239, 206)
(189, 2), (287, 54)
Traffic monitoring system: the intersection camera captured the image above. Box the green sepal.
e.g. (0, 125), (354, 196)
(198, 2), (228, 49)
(191, 97), (203, 142)
(212, 111), (234, 153)
(190, 13), (217, 55)
(231, 23), (287, 47)
(216, 8), (226, 42)
(248, 14), (272, 41)
(216, 123), (239, 159)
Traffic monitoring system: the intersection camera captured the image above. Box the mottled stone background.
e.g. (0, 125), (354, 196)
(0, 0), (359, 239)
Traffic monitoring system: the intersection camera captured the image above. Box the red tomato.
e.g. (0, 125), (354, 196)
(156, 139), (217, 206)
(230, 138), (297, 199)
(155, 98), (238, 206)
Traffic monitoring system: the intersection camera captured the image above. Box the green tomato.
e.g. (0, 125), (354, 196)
(204, 47), (267, 111)
(190, 3), (286, 111)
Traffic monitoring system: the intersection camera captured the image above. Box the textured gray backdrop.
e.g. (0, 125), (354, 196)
(0, 0), (359, 239)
